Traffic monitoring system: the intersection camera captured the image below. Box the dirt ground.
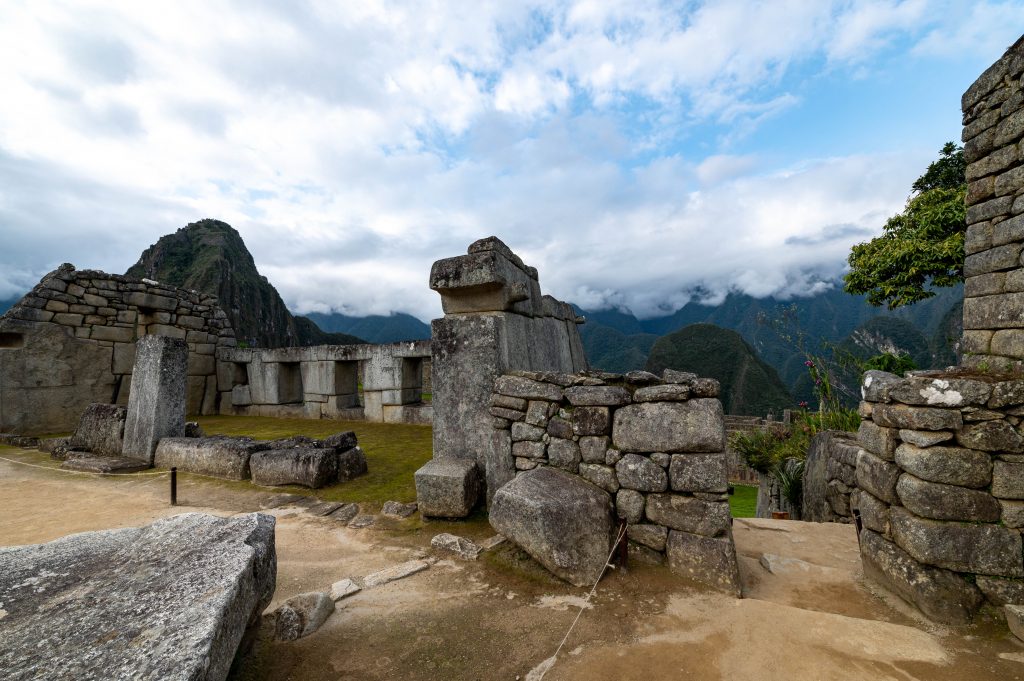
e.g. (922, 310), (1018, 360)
(3, 448), (1024, 681)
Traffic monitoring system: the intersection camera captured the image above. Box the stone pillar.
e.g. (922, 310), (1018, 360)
(418, 237), (587, 514)
(961, 37), (1024, 369)
(122, 335), (187, 463)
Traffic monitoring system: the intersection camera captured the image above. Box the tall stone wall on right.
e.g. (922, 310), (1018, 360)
(962, 36), (1024, 369)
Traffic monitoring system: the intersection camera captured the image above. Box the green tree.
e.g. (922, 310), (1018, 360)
(844, 143), (966, 308)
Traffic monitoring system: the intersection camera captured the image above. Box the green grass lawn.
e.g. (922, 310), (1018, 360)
(729, 483), (758, 518)
(196, 415), (432, 507)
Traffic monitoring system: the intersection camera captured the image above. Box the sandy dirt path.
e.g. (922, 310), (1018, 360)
(2, 447), (1023, 681)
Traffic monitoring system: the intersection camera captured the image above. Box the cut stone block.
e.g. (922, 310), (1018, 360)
(69, 403), (126, 457)
(890, 506), (1024, 577)
(894, 443), (992, 488)
(414, 458), (480, 518)
(249, 447), (339, 488)
(612, 399), (724, 453)
(61, 456), (151, 474)
(666, 530), (741, 596)
(122, 335), (188, 463)
(645, 493), (731, 537)
(154, 437), (262, 480)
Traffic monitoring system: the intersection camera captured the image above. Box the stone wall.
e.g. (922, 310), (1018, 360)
(854, 369), (1024, 624)
(801, 430), (860, 523)
(488, 369), (741, 594)
(961, 36), (1024, 369)
(217, 340), (432, 424)
(0, 264), (234, 433)
(427, 237), (588, 505)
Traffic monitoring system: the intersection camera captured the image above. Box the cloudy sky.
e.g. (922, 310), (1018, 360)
(0, 2), (1021, 320)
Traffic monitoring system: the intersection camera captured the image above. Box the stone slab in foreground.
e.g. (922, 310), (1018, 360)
(0, 512), (276, 681)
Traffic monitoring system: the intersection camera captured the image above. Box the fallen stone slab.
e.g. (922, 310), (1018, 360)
(250, 447), (339, 488)
(0, 434), (41, 448)
(330, 503), (360, 524)
(337, 446), (369, 482)
(329, 578), (362, 601)
(382, 500), (418, 518)
(363, 560), (430, 587)
(431, 533), (482, 560)
(61, 456), (151, 474)
(347, 514), (376, 529)
(490, 466), (614, 587)
(307, 502), (344, 517)
(271, 591), (335, 641)
(0, 512), (276, 681)
(154, 437), (261, 480)
(260, 493), (312, 509)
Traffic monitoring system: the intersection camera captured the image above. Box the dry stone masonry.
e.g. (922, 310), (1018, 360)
(855, 369), (1024, 624)
(801, 430), (862, 523)
(0, 264), (234, 433)
(487, 369), (741, 595)
(961, 36), (1024, 369)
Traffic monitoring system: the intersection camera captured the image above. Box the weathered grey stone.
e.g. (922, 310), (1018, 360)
(894, 443), (992, 488)
(826, 457), (857, 486)
(306, 502), (344, 517)
(803, 431), (850, 522)
(871, 404), (963, 431)
(993, 460), (1024, 499)
(689, 377), (720, 397)
(337, 446), (368, 482)
(122, 335), (188, 464)
(856, 449), (901, 505)
(329, 503), (360, 524)
(490, 406), (525, 422)
(666, 530), (740, 596)
(491, 394), (528, 411)
(272, 591), (335, 641)
(650, 452), (670, 468)
(826, 480), (852, 517)
(525, 400), (551, 426)
(851, 490), (890, 535)
(1001, 500), (1024, 527)
(1008, 605), (1024, 642)
(564, 386), (631, 406)
(61, 455), (151, 474)
(976, 576), (1024, 606)
(990, 380), (1024, 407)
(896, 474), (1001, 522)
(347, 514), (376, 529)
(956, 420), (1024, 452)
(859, 528), (982, 625)
(898, 429), (954, 448)
(414, 458), (480, 518)
(890, 506), (1024, 576)
(0, 512), (276, 681)
(861, 370), (901, 402)
(612, 399), (724, 453)
(857, 421), (898, 459)
(329, 578), (361, 601)
(513, 440), (546, 459)
(249, 448), (339, 488)
(515, 457), (538, 470)
(645, 494), (730, 537)
(511, 421), (546, 442)
(323, 430), (358, 451)
(68, 403), (126, 457)
(546, 416), (573, 439)
(154, 437), (261, 480)
(579, 435), (609, 464)
(578, 463), (619, 493)
(669, 453), (727, 493)
(605, 448), (622, 465)
(363, 560), (429, 587)
(627, 523), (668, 552)
(382, 500), (418, 518)
(431, 533), (482, 560)
(661, 369), (698, 384)
(489, 467), (614, 587)
(616, 453), (669, 492)
(572, 406), (610, 436)
(548, 437), (581, 472)
(888, 376), (992, 407)
(616, 488), (644, 523)
(633, 384), (690, 402)
(494, 375), (563, 401)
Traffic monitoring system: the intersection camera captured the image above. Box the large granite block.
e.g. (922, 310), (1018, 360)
(122, 335), (188, 463)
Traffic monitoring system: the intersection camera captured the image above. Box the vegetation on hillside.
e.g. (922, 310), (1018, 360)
(306, 311), (431, 344)
(644, 323), (793, 416)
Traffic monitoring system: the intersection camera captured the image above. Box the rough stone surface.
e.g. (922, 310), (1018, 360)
(894, 443), (992, 488)
(337, 446), (369, 482)
(861, 370), (901, 402)
(993, 460), (1024, 499)
(859, 528), (983, 624)
(382, 500), (419, 518)
(61, 456), (151, 474)
(856, 449), (902, 505)
(414, 458), (480, 518)
(579, 436), (609, 464)
(803, 431), (855, 522)
(626, 523), (668, 552)
(668, 453), (727, 493)
(329, 578), (361, 601)
(613, 399), (724, 453)
(857, 421), (899, 460)
(431, 533), (482, 560)
(666, 530), (741, 596)
(896, 474), (1001, 522)
(871, 403), (963, 431)
(976, 576), (1024, 606)
(898, 429), (954, 448)
(564, 386), (631, 406)
(122, 335), (188, 463)
(548, 437), (582, 472)
(363, 560), (429, 587)
(489, 467), (614, 587)
(0, 512), (276, 681)
(645, 493), (731, 537)
(615, 453), (669, 492)
(154, 437), (261, 480)
(890, 506), (1024, 577)
(69, 403), (127, 457)
(615, 489), (645, 523)
(249, 447), (339, 488)
(272, 592), (335, 641)
(888, 377), (992, 407)
(572, 406), (611, 436)
(851, 490), (890, 535)
(956, 420), (1024, 452)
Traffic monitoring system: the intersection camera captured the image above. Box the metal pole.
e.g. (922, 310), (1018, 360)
(171, 467), (177, 506)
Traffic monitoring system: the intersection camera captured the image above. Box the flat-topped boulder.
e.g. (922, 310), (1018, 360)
(155, 437), (264, 480)
(250, 447), (339, 488)
(0, 512), (276, 681)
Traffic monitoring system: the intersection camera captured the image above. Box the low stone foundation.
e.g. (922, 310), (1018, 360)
(856, 369), (1024, 623)
(488, 369), (740, 594)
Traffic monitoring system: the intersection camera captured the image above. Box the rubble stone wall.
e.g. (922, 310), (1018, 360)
(217, 340), (433, 425)
(0, 264), (234, 433)
(488, 369), (741, 595)
(961, 36), (1024, 369)
(855, 369), (1024, 624)
(800, 430), (861, 523)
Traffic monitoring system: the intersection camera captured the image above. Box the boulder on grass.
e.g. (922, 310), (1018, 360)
(489, 467), (614, 587)
(250, 447), (339, 488)
(415, 458), (480, 518)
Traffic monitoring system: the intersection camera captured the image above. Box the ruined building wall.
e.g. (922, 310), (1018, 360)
(0, 264), (235, 433)
(427, 237), (588, 504)
(961, 37), (1024, 368)
(488, 369), (740, 594)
